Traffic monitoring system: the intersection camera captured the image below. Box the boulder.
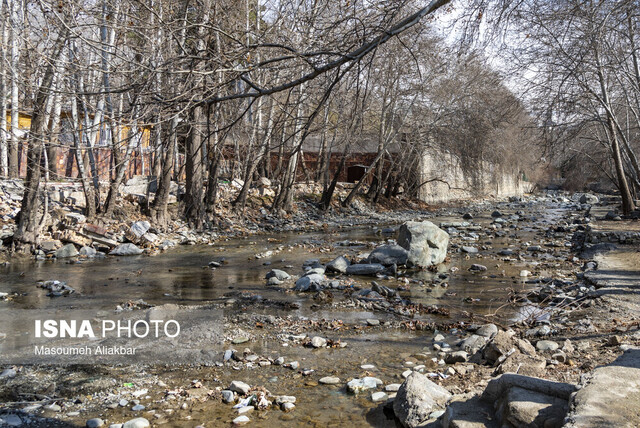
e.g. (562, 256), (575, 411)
(294, 273), (324, 291)
(393, 372), (452, 428)
(109, 243), (143, 256)
(55, 243), (79, 258)
(265, 269), (291, 281)
(129, 221), (151, 238)
(579, 194), (599, 204)
(122, 418), (150, 428)
(79, 246), (97, 257)
(346, 377), (380, 394)
(367, 244), (409, 266)
(397, 221), (449, 268)
(345, 263), (386, 276)
(326, 256), (350, 274)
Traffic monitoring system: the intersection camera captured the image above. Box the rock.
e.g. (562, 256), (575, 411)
(445, 351), (468, 364)
(579, 194), (599, 204)
(40, 240), (62, 252)
(236, 406), (253, 415)
(347, 377), (380, 394)
(86, 418), (105, 428)
(562, 340), (575, 353)
(109, 243), (143, 256)
(564, 347), (640, 428)
(536, 340), (559, 352)
(294, 273), (324, 291)
(44, 404), (61, 412)
(463, 213), (473, 220)
(55, 243), (79, 258)
(119, 399), (129, 407)
(326, 256), (350, 274)
(491, 210), (503, 217)
(459, 334), (487, 354)
(367, 244), (409, 266)
(1, 414), (22, 426)
(497, 353), (547, 377)
(229, 380), (251, 395)
(131, 404), (145, 411)
(502, 386), (569, 428)
(0, 368), (17, 378)
(346, 263), (386, 276)
(281, 402), (295, 412)
(393, 372), (452, 428)
(476, 324), (498, 339)
(520, 270), (532, 277)
(469, 264), (487, 272)
(129, 221), (150, 238)
(232, 415), (250, 426)
(552, 351), (567, 363)
(483, 330), (536, 364)
(79, 246), (97, 257)
(319, 376), (340, 385)
(386, 384), (401, 392)
(310, 336), (327, 348)
(265, 269), (291, 281)
(258, 177), (272, 187)
(366, 318), (380, 326)
(267, 277), (282, 286)
(221, 390), (235, 403)
(371, 391), (389, 402)
(461, 246), (478, 254)
(397, 221), (449, 268)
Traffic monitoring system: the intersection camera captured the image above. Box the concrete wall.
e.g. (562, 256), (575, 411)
(417, 147), (531, 204)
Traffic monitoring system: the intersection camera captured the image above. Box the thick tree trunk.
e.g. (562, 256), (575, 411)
(8, 0), (19, 177)
(151, 116), (177, 226)
(14, 31), (65, 248)
(184, 106), (205, 227)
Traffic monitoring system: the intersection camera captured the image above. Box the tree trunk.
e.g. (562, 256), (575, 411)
(184, 105), (205, 227)
(14, 30), (66, 248)
(8, 0), (20, 177)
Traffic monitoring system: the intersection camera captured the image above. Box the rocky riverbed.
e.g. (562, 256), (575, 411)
(1, 191), (640, 427)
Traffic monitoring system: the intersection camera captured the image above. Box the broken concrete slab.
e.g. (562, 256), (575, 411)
(564, 347), (640, 428)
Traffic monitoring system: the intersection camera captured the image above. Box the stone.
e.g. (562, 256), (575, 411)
(221, 390), (235, 403)
(229, 380), (251, 395)
(319, 376), (340, 385)
(310, 336), (327, 348)
(491, 210), (503, 217)
(572, 349), (640, 427)
(131, 404), (145, 411)
(520, 270), (532, 277)
(536, 340), (559, 352)
(86, 419), (105, 428)
(393, 372), (452, 428)
(55, 243), (79, 258)
(110, 243), (143, 256)
(445, 351), (468, 364)
(294, 273), (324, 291)
(0, 368), (17, 378)
(236, 406), (253, 415)
(40, 240), (62, 252)
(459, 334), (487, 355)
(44, 404), (61, 412)
(232, 416), (250, 425)
(371, 391), (389, 402)
(386, 384), (401, 392)
(265, 269), (291, 281)
(503, 386), (568, 428)
(476, 324), (498, 339)
(461, 246), (478, 254)
(79, 246), (97, 257)
(463, 213), (473, 220)
(347, 377), (379, 394)
(579, 194), (599, 204)
(1, 415), (22, 427)
(497, 353), (547, 377)
(274, 395), (296, 405)
(366, 318), (380, 326)
(129, 221), (151, 238)
(281, 402), (295, 412)
(552, 351), (567, 363)
(397, 221), (449, 268)
(483, 330), (536, 364)
(267, 277), (282, 286)
(469, 264), (487, 272)
(346, 263), (386, 276)
(367, 244), (409, 266)
(326, 256), (350, 274)
(258, 177), (272, 187)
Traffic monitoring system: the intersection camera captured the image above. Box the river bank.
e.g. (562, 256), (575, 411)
(1, 191), (639, 427)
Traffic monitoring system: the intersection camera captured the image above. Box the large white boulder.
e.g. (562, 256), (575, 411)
(397, 221), (449, 268)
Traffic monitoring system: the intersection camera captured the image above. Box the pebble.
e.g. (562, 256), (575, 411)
(469, 264), (487, 272)
(385, 384), (401, 392)
(232, 416), (250, 425)
(371, 392), (388, 402)
(123, 418), (150, 428)
(229, 380), (251, 395)
(361, 364), (376, 370)
(311, 336), (327, 348)
(131, 404), (145, 411)
(319, 376), (340, 385)
(402, 370), (413, 378)
(536, 340), (559, 352)
(281, 402), (295, 412)
(346, 377), (380, 393)
(86, 418), (105, 428)
(44, 403), (61, 412)
(236, 406), (254, 415)
(288, 361), (300, 370)
(221, 390), (235, 403)
(0, 368), (17, 378)
(274, 357), (285, 365)
(119, 399), (129, 407)
(366, 318), (380, 326)
(2, 415), (22, 426)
